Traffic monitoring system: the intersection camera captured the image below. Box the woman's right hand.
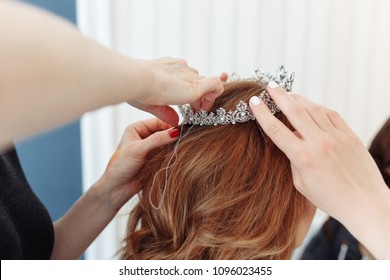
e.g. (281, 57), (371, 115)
(129, 57), (224, 126)
(249, 83), (390, 259)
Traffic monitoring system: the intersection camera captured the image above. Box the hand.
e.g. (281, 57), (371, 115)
(249, 84), (390, 258)
(98, 119), (180, 209)
(249, 84), (386, 217)
(188, 71), (229, 113)
(129, 58), (224, 126)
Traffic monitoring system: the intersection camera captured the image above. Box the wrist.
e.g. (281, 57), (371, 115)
(115, 56), (153, 103)
(92, 174), (135, 212)
(344, 182), (390, 259)
(90, 46), (152, 105)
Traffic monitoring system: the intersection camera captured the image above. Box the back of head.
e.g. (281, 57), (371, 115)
(120, 81), (309, 259)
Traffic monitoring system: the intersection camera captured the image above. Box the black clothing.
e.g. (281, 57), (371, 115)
(0, 148), (54, 259)
(301, 217), (362, 260)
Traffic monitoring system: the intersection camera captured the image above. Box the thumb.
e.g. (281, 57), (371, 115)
(197, 76), (224, 101)
(146, 105), (179, 127)
(131, 101), (179, 127)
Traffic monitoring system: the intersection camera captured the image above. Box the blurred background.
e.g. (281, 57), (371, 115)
(16, 0), (390, 259)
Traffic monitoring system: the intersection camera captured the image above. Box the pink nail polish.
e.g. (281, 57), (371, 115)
(169, 128), (180, 138)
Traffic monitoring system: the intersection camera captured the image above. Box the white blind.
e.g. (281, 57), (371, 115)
(77, 0), (390, 259)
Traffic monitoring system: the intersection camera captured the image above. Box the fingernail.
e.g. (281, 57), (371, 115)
(250, 96), (261, 106)
(268, 81), (279, 89)
(169, 128), (180, 138)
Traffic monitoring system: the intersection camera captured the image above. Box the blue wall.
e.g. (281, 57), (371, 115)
(15, 0), (81, 222)
(21, 0), (76, 23)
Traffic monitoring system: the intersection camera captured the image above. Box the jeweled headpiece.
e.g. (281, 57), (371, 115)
(179, 66), (295, 126)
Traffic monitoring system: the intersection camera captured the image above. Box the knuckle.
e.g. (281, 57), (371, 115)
(290, 93), (300, 99)
(327, 109), (340, 120)
(270, 87), (285, 97)
(317, 138), (334, 153)
(265, 121), (283, 137)
(289, 103), (304, 117)
(318, 105), (329, 114)
(294, 94), (320, 111)
(349, 132), (363, 147)
(310, 103), (322, 114)
(125, 123), (136, 132)
(176, 58), (188, 66)
(151, 132), (164, 143)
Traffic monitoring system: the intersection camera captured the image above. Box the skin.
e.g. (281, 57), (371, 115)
(249, 84), (390, 259)
(295, 203), (317, 248)
(6, 0), (386, 260)
(0, 1), (224, 259)
(0, 1), (223, 151)
(51, 119), (178, 259)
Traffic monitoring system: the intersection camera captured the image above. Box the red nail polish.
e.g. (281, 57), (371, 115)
(169, 128), (180, 138)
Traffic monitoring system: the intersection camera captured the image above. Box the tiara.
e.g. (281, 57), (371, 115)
(179, 66), (295, 126)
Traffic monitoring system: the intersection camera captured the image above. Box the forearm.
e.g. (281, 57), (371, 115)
(51, 178), (130, 259)
(0, 2), (148, 150)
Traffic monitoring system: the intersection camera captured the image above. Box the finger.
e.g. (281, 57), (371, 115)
(172, 58), (188, 66)
(200, 97), (214, 112)
(325, 108), (351, 132)
(249, 95), (300, 158)
(291, 94), (335, 132)
(190, 75), (222, 112)
(190, 99), (202, 112)
(129, 100), (179, 127)
(266, 82), (318, 138)
(189, 66), (199, 74)
(145, 105), (179, 127)
(197, 76), (224, 101)
(137, 128), (180, 155)
(190, 95), (214, 112)
(191, 97), (214, 112)
(191, 77), (224, 112)
(131, 101), (179, 127)
(219, 72), (228, 82)
(128, 118), (172, 141)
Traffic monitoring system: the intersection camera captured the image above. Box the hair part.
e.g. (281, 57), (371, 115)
(120, 81), (308, 259)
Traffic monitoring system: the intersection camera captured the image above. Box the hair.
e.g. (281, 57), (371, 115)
(120, 81), (310, 259)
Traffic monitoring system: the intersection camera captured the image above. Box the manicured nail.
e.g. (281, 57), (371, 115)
(268, 81), (279, 89)
(169, 128), (180, 138)
(250, 96), (261, 106)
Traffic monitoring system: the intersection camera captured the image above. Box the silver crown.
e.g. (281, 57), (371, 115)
(179, 66), (295, 126)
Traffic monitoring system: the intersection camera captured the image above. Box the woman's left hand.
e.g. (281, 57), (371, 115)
(97, 118), (179, 210)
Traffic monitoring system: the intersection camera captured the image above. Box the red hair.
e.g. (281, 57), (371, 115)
(120, 81), (309, 259)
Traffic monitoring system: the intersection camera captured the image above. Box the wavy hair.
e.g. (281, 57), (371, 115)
(120, 81), (310, 259)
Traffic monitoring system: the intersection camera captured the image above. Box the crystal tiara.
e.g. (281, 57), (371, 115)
(179, 66), (295, 126)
